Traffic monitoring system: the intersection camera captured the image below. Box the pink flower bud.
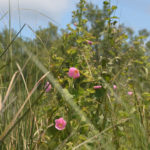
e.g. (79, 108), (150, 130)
(128, 91), (133, 95)
(55, 117), (67, 130)
(74, 23), (77, 26)
(68, 67), (80, 79)
(44, 82), (52, 92)
(87, 40), (93, 45)
(94, 85), (102, 89)
(113, 85), (117, 89)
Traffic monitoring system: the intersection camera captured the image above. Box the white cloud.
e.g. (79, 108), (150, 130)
(0, 0), (73, 28)
(0, 0), (71, 13)
(20, 0), (71, 14)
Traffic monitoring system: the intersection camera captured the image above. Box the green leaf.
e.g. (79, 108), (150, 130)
(111, 5), (117, 10)
(79, 135), (87, 141)
(67, 48), (77, 55)
(103, 1), (109, 5)
(111, 16), (118, 19)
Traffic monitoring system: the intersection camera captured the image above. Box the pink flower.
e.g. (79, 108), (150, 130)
(128, 91), (133, 95)
(55, 117), (67, 130)
(44, 82), (52, 92)
(87, 40), (93, 45)
(74, 23), (77, 26)
(68, 67), (80, 79)
(94, 85), (102, 89)
(113, 85), (117, 89)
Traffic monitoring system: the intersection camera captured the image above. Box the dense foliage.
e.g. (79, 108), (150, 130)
(0, 0), (150, 149)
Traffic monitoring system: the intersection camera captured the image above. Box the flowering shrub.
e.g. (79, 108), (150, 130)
(1, 0), (150, 149)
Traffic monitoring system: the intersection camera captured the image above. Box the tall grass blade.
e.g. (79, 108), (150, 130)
(2, 71), (18, 105)
(0, 72), (49, 142)
(0, 24), (26, 58)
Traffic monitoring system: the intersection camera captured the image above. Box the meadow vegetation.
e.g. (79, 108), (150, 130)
(0, 0), (150, 149)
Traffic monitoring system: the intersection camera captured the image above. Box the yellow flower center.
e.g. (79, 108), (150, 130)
(58, 124), (63, 128)
(74, 70), (78, 75)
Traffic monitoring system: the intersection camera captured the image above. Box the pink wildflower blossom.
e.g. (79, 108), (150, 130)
(55, 117), (67, 130)
(44, 82), (52, 92)
(68, 67), (80, 79)
(113, 85), (117, 89)
(94, 85), (102, 89)
(87, 40), (93, 45)
(128, 91), (133, 95)
(74, 23), (77, 26)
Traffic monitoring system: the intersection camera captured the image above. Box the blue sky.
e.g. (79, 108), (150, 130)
(0, 0), (150, 38)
